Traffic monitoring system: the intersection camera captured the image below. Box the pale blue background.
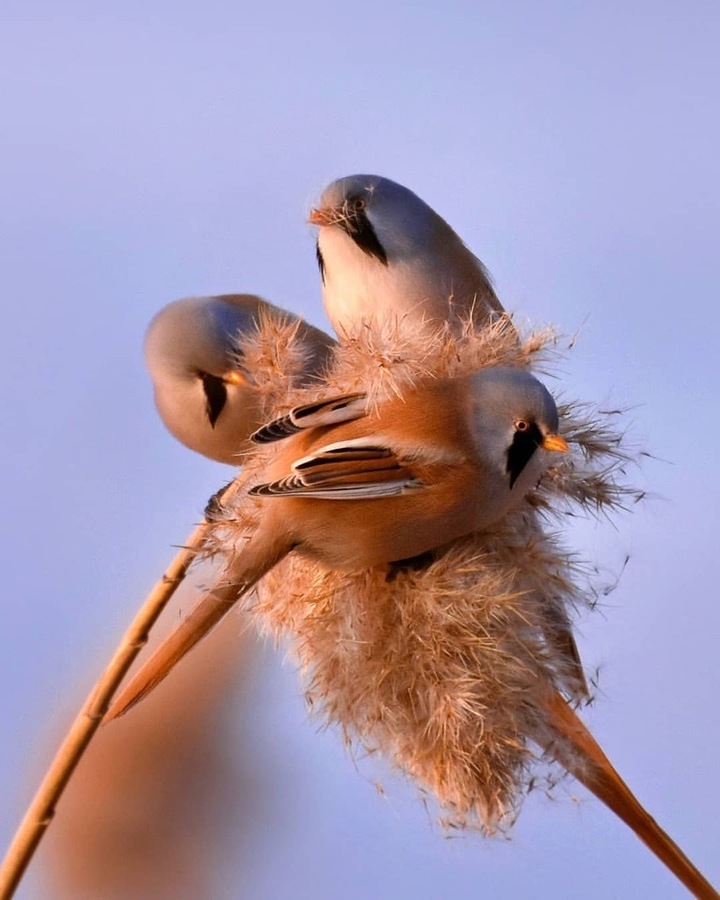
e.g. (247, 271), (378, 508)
(1, 2), (718, 898)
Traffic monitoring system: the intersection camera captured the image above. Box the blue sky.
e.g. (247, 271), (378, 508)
(1, 2), (718, 897)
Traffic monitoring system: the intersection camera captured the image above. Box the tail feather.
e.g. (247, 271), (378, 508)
(105, 527), (290, 722)
(543, 690), (718, 899)
(104, 580), (242, 721)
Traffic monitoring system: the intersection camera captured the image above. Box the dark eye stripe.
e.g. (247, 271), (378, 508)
(201, 373), (228, 428)
(315, 241), (326, 283)
(342, 198), (388, 265)
(506, 421), (543, 488)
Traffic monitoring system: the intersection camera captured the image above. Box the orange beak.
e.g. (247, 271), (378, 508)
(542, 434), (570, 453)
(308, 206), (334, 226)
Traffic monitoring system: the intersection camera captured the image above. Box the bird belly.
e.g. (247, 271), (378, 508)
(290, 479), (485, 571)
(320, 231), (446, 336)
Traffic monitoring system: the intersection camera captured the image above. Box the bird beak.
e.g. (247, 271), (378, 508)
(223, 370), (246, 386)
(542, 434), (570, 453)
(308, 206), (335, 226)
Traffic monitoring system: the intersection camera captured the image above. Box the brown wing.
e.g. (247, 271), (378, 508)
(250, 437), (422, 499)
(251, 393), (368, 443)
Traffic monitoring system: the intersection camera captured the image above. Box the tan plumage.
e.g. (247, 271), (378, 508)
(542, 690), (718, 900)
(145, 294), (335, 463)
(108, 311), (717, 899)
(309, 174), (506, 337)
(106, 366), (569, 716)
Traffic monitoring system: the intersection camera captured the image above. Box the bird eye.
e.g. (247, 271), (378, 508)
(515, 419), (530, 432)
(353, 197), (366, 212)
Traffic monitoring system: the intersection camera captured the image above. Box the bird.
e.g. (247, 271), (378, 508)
(308, 174), (507, 338)
(144, 294), (336, 464)
(105, 366), (719, 899)
(106, 365), (569, 716)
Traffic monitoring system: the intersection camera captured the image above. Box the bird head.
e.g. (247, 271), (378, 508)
(469, 367), (569, 492)
(309, 174), (450, 274)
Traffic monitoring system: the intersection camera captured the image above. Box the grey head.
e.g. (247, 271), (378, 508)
(310, 175), (442, 267)
(468, 366), (567, 493)
(145, 294), (334, 463)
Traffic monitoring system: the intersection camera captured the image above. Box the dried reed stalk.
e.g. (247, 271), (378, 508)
(0, 519), (212, 898)
(0, 313), (325, 898)
(41, 570), (256, 900)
